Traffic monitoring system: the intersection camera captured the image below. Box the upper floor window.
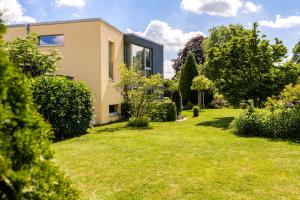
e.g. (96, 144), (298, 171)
(39, 35), (64, 46)
(109, 41), (115, 80)
(130, 44), (152, 76)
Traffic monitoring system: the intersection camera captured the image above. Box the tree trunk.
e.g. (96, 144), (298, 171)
(202, 91), (205, 109)
(198, 90), (201, 108)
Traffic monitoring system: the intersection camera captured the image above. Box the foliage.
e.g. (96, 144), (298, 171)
(127, 116), (150, 127)
(204, 23), (299, 107)
(265, 83), (300, 109)
(120, 101), (132, 121)
(151, 99), (177, 122)
(8, 33), (60, 78)
(32, 76), (94, 139)
(163, 79), (177, 98)
(232, 84), (300, 139)
(0, 22), (78, 199)
(115, 65), (163, 119)
(292, 39), (300, 63)
(231, 107), (300, 139)
(171, 89), (183, 115)
(172, 35), (205, 73)
(210, 93), (229, 109)
(192, 106), (200, 117)
(179, 53), (199, 105)
(191, 75), (212, 109)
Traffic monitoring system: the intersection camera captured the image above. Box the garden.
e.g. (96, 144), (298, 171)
(0, 17), (299, 200)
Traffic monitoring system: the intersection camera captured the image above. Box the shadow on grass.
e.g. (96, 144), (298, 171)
(196, 117), (235, 130)
(234, 132), (300, 145)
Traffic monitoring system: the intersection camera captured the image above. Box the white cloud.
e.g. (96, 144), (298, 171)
(260, 15), (300, 28)
(129, 20), (205, 51)
(128, 20), (205, 78)
(0, 0), (36, 24)
(180, 0), (260, 17)
(242, 1), (261, 13)
(54, 0), (86, 8)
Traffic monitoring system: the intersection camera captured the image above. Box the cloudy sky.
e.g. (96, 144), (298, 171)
(1, 0), (300, 78)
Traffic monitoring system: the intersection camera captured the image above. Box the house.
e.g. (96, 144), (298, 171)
(4, 18), (164, 124)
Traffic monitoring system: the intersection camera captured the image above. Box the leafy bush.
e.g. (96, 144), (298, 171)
(0, 21), (78, 199)
(210, 93), (229, 109)
(231, 106), (300, 139)
(171, 89), (183, 115)
(127, 116), (150, 127)
(32, 76), (94, 139)
(8, 33), (60, 78)
(151, 100), (177, 122)
(193, 106), (200, 117)
(120, 101), (131, 121)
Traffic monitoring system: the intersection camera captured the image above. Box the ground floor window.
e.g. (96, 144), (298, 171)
(109, 104), (119, 116)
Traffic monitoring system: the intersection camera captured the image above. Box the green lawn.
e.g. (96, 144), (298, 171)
(53, 109), (300, 199)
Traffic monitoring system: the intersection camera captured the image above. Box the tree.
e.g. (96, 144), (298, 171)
(191, 75), (212, 109)
(8, 33), (60, 77)
(172, 35), (205, 73)
(115, 65), (163, 119)
(179, 53), (199, 105)
(204, 23), (299, 107)
(0, 20), (78, 199)
(171, 89), (183, 115)
(292, 40), (300, 63)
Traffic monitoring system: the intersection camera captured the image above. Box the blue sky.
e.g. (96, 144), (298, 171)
(2, 0), (300, 77)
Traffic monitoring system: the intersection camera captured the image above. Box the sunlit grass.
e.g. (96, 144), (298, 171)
(53, 109), (300, 199)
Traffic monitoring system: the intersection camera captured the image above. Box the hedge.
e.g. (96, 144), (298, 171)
(32, 76), (94, 139)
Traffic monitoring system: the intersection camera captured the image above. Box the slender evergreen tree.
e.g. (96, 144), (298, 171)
(179, 53), (199, 105)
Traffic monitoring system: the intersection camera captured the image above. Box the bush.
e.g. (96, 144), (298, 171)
(210, 93), (229, 109)
(127, 116), (150, 127)
(193, 106), (200, 117)
(120, 101), (131, 121)
(151, 100), (177, 122)
(171, 89), (183, 115)
(231, 106), (300, 139)
(0, 21), (78, 199)
(32, 76), (94, 139)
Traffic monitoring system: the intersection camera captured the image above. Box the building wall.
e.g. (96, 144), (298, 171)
(4, 20), (124, 124)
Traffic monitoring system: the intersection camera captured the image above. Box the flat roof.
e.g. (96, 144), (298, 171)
(7, 18), (123, 34)
(7, 18), (164, 47)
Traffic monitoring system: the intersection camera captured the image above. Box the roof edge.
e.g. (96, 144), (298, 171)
(6, 18), (123, 34)
(125, 33), (164, 47)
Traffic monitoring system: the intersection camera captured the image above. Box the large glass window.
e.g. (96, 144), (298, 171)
(39, 35), (64, 46)
(130, 44), (152, 76)
(109, 42), (115, 80)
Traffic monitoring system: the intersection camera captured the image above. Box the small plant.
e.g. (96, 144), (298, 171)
(127, 116), (150, 127)
(193, 106), (200, 117)
(151, 99), (177, 122)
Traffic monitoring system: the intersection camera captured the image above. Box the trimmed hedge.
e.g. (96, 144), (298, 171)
(151, 100), (177, 122)
(32, 76), (94, 139)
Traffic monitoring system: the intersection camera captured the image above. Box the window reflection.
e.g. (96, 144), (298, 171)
(130, 44), (152, 76)
(39, 35), (64, 46)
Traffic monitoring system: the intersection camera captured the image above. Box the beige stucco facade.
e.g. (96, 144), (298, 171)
(4, 19), (123, 124)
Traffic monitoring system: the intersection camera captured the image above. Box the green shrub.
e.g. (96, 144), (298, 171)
(127, 116), (150, 127)
(120, 101), (131, 121)
(151, 100), (177, 122)
(171, 89), (183, 115)
(231, 106), (300, 139)
(32, 76), (94, 139)
(0, 22), (78, 199)
(193, 106), (200, 117)
(210, 93), (229, 109)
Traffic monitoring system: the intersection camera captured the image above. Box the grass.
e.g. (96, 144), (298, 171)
(53, 109), (300, 199)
